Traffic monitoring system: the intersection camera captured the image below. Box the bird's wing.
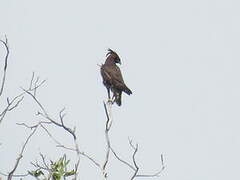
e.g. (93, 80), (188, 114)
(101, 65), (111, 82)
(101, 64), (126, 90)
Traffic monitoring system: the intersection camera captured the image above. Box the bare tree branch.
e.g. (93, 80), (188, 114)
(39, 153), (50, 170)
(21, 86), (82, 179)
(79, 151), (101, 168)
(39, 119), (102, 172)
(110, 147), (135, 171)
(0, 96), (24, 124)
(22, 89), (77, 140)
(136, 154), (165, 178)
(0, 171), (29, 178)
(0, 73), (47, 178)
(7, 127), (38, 180)
(102, 101), (114, 179)
(3, 67), (164, 180)
(17, 121), (52, 129)
(129, 140), (139, 180)
(102, 102), (165, 180)
(0, 36), (9, 97)
(0, 72), (46, 125)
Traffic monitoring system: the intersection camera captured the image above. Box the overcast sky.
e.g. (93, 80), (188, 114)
(1, 0), (240, 179)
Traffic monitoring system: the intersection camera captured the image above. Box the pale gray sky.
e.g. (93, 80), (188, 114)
(1, 0), (240, 179)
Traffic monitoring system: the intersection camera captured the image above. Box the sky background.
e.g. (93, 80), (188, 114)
(0, 0), (240, 179)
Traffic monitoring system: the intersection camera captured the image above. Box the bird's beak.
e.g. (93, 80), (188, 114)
(119, 61), (122, 65)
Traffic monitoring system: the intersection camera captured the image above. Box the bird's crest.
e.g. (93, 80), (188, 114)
(106, 48), (115, 57)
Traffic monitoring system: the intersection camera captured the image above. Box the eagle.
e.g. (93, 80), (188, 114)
(100, 49), (132, 106)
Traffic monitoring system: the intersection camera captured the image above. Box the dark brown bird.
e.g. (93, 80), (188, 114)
(101, 49), (132, 106)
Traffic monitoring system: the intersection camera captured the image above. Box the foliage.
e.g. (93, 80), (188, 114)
(29, 155), (76, 180)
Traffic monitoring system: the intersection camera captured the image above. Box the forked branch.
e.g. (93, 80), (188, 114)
(0, 72), (46, 125)
(7, 127), (38, 180)
(0, 73), (47, 178)
(103, 101), (165, 180)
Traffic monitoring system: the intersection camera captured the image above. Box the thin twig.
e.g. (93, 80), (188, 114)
(0, 171), (29, 178)
(79, 152), (101, 168)
(7, 127), (38, 180)
(39, 153), (50, 170)
(17, 121), (52, 130)
(136, 154), (165, 178)
(0, 96), (24, 124)
(110, 147), (135, 171)
(23, 88), (77, 140)
(129, 141), (139, 180)
(0, 73), (46, 125)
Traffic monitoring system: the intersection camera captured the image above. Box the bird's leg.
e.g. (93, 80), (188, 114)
(107, 88), (113, 104)
(107, 88), (110, 99)
(111, 94), (116, 104)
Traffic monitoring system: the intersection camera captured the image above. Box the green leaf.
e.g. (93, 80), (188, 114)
(28, 170), (44, 177)
(64, 169), (76, 177)
(52, 172), (61, 180)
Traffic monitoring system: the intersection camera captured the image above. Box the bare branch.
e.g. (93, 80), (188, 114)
(103, 102), (110, 129)
(33, 76), (40, 97)
(8, 96), (24, 111)
(129, 140), (139, 180)
(0, 73), (46, 125)
(29, 72), (35, 90)
(39, 153), (50, 170)
(136, 154), (165, 178)
(7, 127), (38, 180)
(0, 171), (29, 178)
(21, 87), (82, 179)
(30, 161), (48, 171)
(102, 101), (165, 180)
(17, 121), (52, 130)
(110, 139), (165, 179)
(23, 88), (77, 140)
(41, 120), (102, 173)
(0, 74), (47, 178)
(110, 147), (135, 171)
(40, 123), (63, 145)
(79, 151), (101, 168)
(0, 95), (24, 124)
(102, 101), (114, 178)
(40, 120), (102, 173)
(0, 36), (9, 97)
(74, 159), (80, 180)
(22, 88), (48, 117)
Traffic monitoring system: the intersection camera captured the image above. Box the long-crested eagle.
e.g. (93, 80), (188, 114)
(100, 49), (132, 106)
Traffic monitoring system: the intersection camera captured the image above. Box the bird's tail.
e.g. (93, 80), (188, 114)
(123, 86), (132, 95)
(115, 92), (122, 106)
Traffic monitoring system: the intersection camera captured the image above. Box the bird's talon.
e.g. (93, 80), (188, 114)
(107, 98), (113, 104)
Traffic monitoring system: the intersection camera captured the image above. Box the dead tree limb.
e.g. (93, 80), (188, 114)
(19, 82), (107, 179)
(0, 74), (47, 178)
(103, 101), (165, 179)
(129, 140), (139, 180)
(22, 85), (81, 179)
(0, 37), (24, 125)
(22, 88), (77, 140)
(0, 96), (24, 124)
(0, 72), (46, 125)
(102, 101), (113, 179)
(0, 36), (9, 97)
(136, 154), (165, 178)
(7, 127), (38, 180)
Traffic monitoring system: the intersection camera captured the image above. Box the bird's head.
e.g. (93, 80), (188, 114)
(106, 49), (121, 64)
